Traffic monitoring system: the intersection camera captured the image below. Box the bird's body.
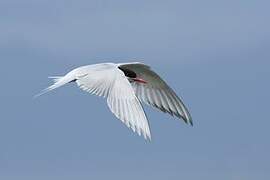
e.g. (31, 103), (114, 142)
(37, 62), (192, 140)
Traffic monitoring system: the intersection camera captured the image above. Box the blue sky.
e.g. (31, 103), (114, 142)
(0, 0), (270, 179)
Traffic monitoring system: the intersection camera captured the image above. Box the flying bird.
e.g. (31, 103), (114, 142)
(37, 62), (192, 140)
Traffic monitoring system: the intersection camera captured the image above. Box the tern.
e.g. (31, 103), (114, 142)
(37, 62), (192, 140)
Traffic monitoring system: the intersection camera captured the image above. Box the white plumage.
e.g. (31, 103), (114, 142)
(37, 62), (192, 140)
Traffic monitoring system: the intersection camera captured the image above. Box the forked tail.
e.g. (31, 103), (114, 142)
(34, 72), (77, 98)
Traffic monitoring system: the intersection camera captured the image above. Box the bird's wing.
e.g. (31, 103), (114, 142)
(76, 65), (151, 140)
(118, 62), (193, 125)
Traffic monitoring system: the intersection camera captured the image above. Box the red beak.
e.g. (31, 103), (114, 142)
(133, 78), (147, 84)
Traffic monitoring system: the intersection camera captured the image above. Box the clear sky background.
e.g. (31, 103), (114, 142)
(0, 0), (269, 179)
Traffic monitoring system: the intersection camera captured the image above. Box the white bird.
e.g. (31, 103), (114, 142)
(37, 62), (192, 140)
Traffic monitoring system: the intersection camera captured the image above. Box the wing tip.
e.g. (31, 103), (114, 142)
(183, 116), (193, 126)
(187, 118), (194, 126)
(144, 131), (152, 141)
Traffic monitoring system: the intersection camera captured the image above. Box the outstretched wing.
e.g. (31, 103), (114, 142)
(118, 62), (193, 126)
(76, 64), (151, 140)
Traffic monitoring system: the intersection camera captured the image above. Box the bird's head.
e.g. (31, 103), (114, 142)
(119, 67), (147, 84)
